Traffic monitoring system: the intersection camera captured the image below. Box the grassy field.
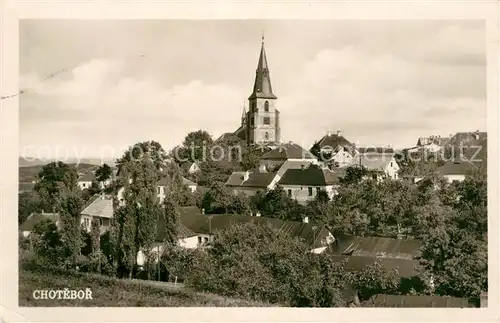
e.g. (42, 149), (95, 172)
(19, 266), (271, 307)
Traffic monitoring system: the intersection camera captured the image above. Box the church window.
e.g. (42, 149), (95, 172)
(263, 117), (270, 125)
(264, 101), (269, 112)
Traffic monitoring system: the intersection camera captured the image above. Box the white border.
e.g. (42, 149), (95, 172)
(1, 1), (498, 322)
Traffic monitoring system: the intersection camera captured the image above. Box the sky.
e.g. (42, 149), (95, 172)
(19, 20), (486, 161)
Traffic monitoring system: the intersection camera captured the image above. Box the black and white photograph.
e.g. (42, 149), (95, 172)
(0, 2), (498, 321)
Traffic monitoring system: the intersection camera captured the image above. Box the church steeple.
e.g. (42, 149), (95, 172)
(249, 36), (277, 100)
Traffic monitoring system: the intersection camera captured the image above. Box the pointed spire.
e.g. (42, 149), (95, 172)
(249, 36), (277, 100)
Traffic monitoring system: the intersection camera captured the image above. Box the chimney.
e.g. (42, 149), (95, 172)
(303, 216), (309, 223)
(326, 131), (332, 136)
(475, 130), (480, 140)
(201, 208), (205, 215)
(480, 291), (487, 308)
(337, 130), (341, 136)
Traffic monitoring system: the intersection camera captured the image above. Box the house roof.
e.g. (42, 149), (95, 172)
(155, 213), (197, 241)
(225, 172), (247, 187)
(78, 172), (96, 182)
(363, 294), (476, 308)
(182, 177), (197, 186)
(278, 164), (340, 186)
(330, 255), (419, 278)
(179, 213), (331, 248)
(261, 143), (316, 160)
(356, 147), (394, 154)
(242, 172), (276, 188)
(350, 154), (396, 172)
(179, 206), (202, 216)
(417, 136), (449, 147)
(331, 234), (422, 260)
(180, 161), (195, 172)
(449, 131), (487, 146)
(317, 133), (355, 151)
(20, 212), (60, 232)
(81, 197), (114, 219)
(438, 161), (478, 176)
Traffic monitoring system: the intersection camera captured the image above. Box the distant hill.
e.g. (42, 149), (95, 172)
(19, 163), (100, 183)
(19, 157), (115, 168)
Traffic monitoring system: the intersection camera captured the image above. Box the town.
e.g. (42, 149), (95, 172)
(18, 38), (487, 308)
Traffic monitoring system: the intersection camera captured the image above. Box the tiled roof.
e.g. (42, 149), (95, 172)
(363, 294), (476, 308)
(449, 131), (487, 146)
(242, 172), (276, 188)
(417, 136), (449, 146)
(179, 213), (331, 248)
(155, 213), (197, 241)
(225, 172), (247, 187)
(438, 161), (478, 176)
(350, 154), (395, 172)
(278, 164), (339, 186)
(261, 143), (316, 160)
(248, 41), (277, 100)
(330, 255), (419, 278)
(20, 213), (60, 232)
(317, 133), (355, 151)
(331, 235), (422, 260)
(78, 172), (96, 182)
(81, 197), (114, 219)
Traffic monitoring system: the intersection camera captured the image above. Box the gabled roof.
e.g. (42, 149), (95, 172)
(157, 176), (197, 187)
(330, 255), (419, 278)
(363, 294), (476, 308)
(278, 164), (339, 186)
(155, 213), (197, 241)
(78, 172), (96, 182)
(225, 172), (247, 187)
(20, 212), (60, 232)
(249, 40), (277, 100)
(331, 234), (422, 260)
(179, 161), (197, 172)
(179, 213), (332, 248)
(242, 172), (276, 188)
(438, 161), (478, 176)
(81, 197), (113, 219)
(317, 133), (355, 151)
(182, 177), (197, 186)
(449, 131), (487, 146)
(350, 154), (396, 172)
(261, 143), (316, 160)
(417, 136), (449, 147)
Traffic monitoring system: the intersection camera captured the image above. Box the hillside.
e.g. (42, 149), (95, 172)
(19, 157), (115, 168)
(19, 265), (271, 307)
(19, 163), (99, 183)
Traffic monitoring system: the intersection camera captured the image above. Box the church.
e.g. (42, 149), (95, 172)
(218, 38), (281, 148)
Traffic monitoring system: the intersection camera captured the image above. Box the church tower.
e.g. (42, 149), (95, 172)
(246, 37), (280, 146)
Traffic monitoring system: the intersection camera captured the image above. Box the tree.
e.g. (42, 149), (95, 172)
(31, 219), (63, 262)
(162, 192), (181, 244)
(95, 163), (112, 183)
(348, 260), (401, 301)
(251, 186), (305, 221)
(19, 191), (42, 225)
(34, 161), (78, 211)
(177, 130), (214, 163)
(57, 187), (85, 268)
(116, 141), (167, 171)
(240, 147), (262, 171)
(340, 165), (371, 185)
(89, 218), (103, 273)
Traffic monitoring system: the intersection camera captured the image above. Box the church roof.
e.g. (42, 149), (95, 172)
(249, 40), (277, 100)
(261, 142), (317, 161)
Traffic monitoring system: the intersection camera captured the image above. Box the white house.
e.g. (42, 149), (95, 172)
(259, 142), (317, 172)
(225, 171), (277, 196)
(437, 160), (477, 183)
(80, 194), (114, 233)
(157, 176), (198, 203)
(277, 164), (340, 205)
(313, 131), (358, 167)
(350, 152), (400, 180)
(77, 172), (96, 190)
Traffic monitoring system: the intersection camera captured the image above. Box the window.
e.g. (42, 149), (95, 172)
(157, 186), (161, 194)
(99, 218), (103, 226)
(264, 132), (269, 140)
(264, 101), (269, 112)
(372, 174), (378, 180)
(308, 187), (313, 196)
(263, 117), (270, 125)
(82, 183), (86, 188)
(287, 189), (292, 197)
(390, 161), (393, 167)
(198, 237), (202, 245)
(204, 237), (209, 243)
(316, 187), (321, 195)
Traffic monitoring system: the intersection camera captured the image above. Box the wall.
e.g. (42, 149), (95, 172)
(384, 158), (400, 180)
(80, 215), (92, 232)
(248, 98), (278, 144)
(178, 235), (201, 249)
(231, 186), (264, 197)
(78, 181), (92, 190)
(281, 184), (337, 205)
(444, 174), (466, 183)
(332, 150), (354, 167)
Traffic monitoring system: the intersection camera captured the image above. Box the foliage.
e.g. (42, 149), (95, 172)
(57, 187), (85, 268)
(30, 219), (63, 261)
(116, 140), (167, 171)
(95, 163), (113, 182)
(250, 186), (305, 221)
(348, 261), (401, 301)
(18, 191), (42, 225)
(176, 130), (214, 162)
(240, 147), (262, 171)
(186, 222), (346, 307)
(34, 161), (79, 211)
(200, 181), (251, 215)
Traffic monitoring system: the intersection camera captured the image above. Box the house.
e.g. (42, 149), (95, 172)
(77, 172), (96, 190)
(259, 142), (317, 172)
(362, 294), (476, 308)
(19, 212), (60, 238)
(330, 254), (420, 278)
(225, 171), (277, 196)
(350, 151), (400, 180)
(312, 130), (357, 166)
(180, 161), (201, 174)
(156, 176), (199, 203)
(448, 130), (486, 146)
(331, 234), (422, 260)
(437, 160), (478, 183)
(80, 194), (113, 233)
(413, 135), (449, 153)
(277, 164), (340, 204)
